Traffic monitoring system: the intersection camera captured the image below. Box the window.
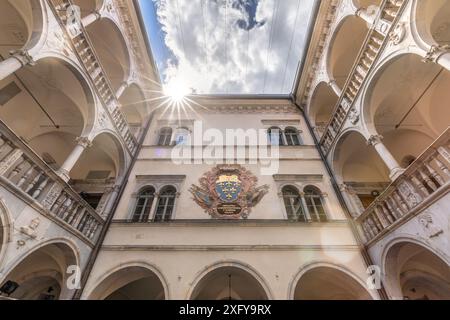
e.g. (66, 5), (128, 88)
(284, 127), (301, 146)
(304, 186), (327, 222)
(174, 127), (190, 145)
(132, 187), (156, 222)
(154, 186), (176, 222)
(158, 127), (172, 146)
(282, 186), (306, 222)
(268, 127), (284, 146)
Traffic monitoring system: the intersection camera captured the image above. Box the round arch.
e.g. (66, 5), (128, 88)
(72, 130), (127, 182)
(0, 238), (80, 300)
(84, 17), (131, 92)
(290, 262), (376, 300)
(72, 0), (105, 18)
(382, 238), (450, 299)
(119, 83), (147, 136)
(308, 82), (338, 130)
(188, 261), (273, 300)
(413, 0), (450, 47)
(0, 0), (46, 53)
(0, 199), (12, 268)
(85, 262), (168, 300)
(361, 52), (450, 166)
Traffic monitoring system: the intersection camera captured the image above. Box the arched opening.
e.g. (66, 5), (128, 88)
(0, 57), (94, 171)
(384, 241), (450, 300)
(333, 131), (389, 211)
(282, 185), (306, 221)
(72, 0), (104, 18)
(328, 16), (369, 88)
(0, 242), (77, 300)
(366, 54), (450, 167)
(293, 266), (372, 300)
(84, 18), (130, 92)
(415, 0), (450, 46)
(303, 186), (327, 222)
(88, 266), (165, 300)
(0, 0), (43, 57)
(191, 266), (268, 300)
(119, 84), (147, 138)
(267, 127), (284, 146)
(309, 82), (338, 135)
(70, 132), (125, 211)
(131, 186), (156, 222)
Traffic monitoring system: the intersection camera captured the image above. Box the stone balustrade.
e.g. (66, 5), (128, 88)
(48, 0), (138, 154)
(0, 121), (104, 244)
(356, 127), (450, 244)
(319, 0), (407, 154)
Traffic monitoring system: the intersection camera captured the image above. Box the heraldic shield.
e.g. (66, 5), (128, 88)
(189, 164), (269, 219)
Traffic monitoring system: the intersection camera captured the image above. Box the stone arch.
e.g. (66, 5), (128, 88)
(188, 261), (272, 300)
(84, 17), (131, 92)
(382, 239), (450, 299)
(308, 82), (338, 131)
(327, 15), (369, 88)
(0, 0), (46, 54)
(0, 199), (12, 267)
(362, 52), (450, 165)
(85, 262), (168, 300)
(72, 0), (105, 18)
(72, 130), (126, 182)
(119, 83), (147, 137)
(290, 262), (375, 300)
(413, 0), (450, 47)
(0, 239), (79, 300)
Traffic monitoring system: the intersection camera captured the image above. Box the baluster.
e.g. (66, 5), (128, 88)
(51, 192), (67, 215)
(83, 217), (93, 235)
(374, 206), (389, 228)
(386, 196), (402, 219)
(424, 162), (444, 186)
(381, 202), (395, 224)
(89, 220), (99, 239)
(393, 191), (408, 213)
(362, 220), (374, 240)
(16, 163), (35, 189)
(77, 212), (88, 232)
(7, 157), (26, 180)
(25, 170), (43, 194)
(367, 216), (380, 236)
(434, 157), (450, 179)
(57, 198), (72, 219)
(418, 167), (437, 191)
(71, 207), (85, 226)
(411, 175), (429, 196)
(32, 176), (50, 199)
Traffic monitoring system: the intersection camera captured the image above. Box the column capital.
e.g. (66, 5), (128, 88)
(422, 44), (450, 64)
(367, 134), (383, 146)
(9, 49), (35, 67)
(75, 136), (93, 148)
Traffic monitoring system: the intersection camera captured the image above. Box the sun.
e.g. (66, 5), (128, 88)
(163, 77), (190, 103)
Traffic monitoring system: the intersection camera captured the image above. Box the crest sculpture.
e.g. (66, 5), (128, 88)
(189, 165), (269, 219)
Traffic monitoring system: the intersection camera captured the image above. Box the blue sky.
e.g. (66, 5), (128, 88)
(138, 0), (317, 95)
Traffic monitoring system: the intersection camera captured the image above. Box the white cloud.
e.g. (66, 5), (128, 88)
(152, 0), (316, 94)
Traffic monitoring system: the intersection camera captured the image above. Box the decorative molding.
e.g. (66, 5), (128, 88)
(272, 174), (323, 182)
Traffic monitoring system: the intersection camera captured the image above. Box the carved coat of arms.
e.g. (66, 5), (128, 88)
(189, 165), (269, 219)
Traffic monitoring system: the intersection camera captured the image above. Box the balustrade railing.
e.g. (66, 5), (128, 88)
(0, 121), (104, 244)
(356, 127), (450, 244)
(48, 0), (138, 154)
(319, 0), (407, 154)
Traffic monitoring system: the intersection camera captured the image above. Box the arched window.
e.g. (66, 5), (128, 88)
(284, 127), (301, 146)
(174, 127), (190, 145)
(282, 186), (306, 222)
(158, 127), (172, 146)
(132, 187), (155, 222)
(304, 186), (327, 222)
(154, 186), (177, 222)
(267, 127), (284, 146)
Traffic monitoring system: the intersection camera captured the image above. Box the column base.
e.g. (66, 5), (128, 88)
(389, 167), (405, 181)
(57, 169), (71, 182)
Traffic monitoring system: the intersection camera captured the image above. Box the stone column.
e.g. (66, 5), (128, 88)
(328, 79), (342, 96)
(58, 137), (92, 181)
(367, 135), (404, 181)
(115, 81), (129, 99)
(0, 50), (35, 81)
(423, 45), (450, 71)
(81, 11), (102, 28)
(356, 6), (377, 25)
